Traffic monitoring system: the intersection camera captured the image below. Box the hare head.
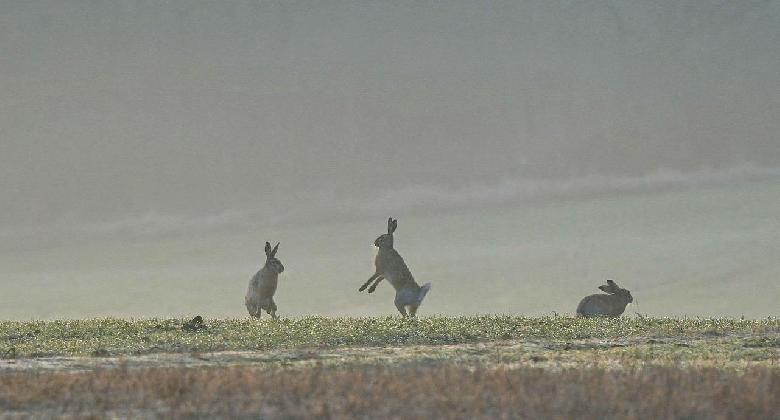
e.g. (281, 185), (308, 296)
(598, 279), (632, 303)
(264, 241), (284, 273)
(374, 217), (398, 249)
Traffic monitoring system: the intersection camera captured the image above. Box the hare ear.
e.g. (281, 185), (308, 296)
(599, 280), (618, 294)
(264, 242), (272, 257)
(387, 217), (394, 234)
(389, 218), (398, 234)
(270, 242), (280, 258)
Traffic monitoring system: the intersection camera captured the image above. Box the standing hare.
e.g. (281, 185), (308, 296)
(245, 242), (285, 319)
(359, 218), (431, 317)
(576, 279), (633, 318)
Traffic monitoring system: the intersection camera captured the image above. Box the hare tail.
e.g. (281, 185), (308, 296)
(417, 283), (432, 306)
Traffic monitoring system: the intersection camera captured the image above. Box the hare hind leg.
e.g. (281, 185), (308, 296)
(395, 301), (409, 317)
(394, 290), (416, 317)
(249, 307), (261, 318)
(264, 298), (279, 320)
(246, 297), (261, 318)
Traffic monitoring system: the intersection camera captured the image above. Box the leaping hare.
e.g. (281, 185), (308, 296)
(576, 279), (633, 318)
(245, 241), (285, 319)
(358, 218), (431, 317)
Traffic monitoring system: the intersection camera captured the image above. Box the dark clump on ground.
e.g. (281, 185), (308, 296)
(181, 316), (207, 332)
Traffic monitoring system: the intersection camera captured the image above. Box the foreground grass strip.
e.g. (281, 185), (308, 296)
(0, 364), (777, 418)
(0, 316), (777, 359)
(2, 337), (778, 373)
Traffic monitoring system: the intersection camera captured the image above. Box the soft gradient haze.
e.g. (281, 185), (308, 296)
(1, 1), (778, 318)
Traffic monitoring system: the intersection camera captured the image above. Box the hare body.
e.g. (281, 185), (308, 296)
(576, 280), (633, 318)
(245, 242), (284, 319)
(359, 218), (431, 317)
(245, 267), (279, 318)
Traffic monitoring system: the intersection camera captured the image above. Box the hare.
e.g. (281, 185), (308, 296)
(358, 218), (431, 317)
(245, 241), (285, 319)
(576, 279), (633, 318)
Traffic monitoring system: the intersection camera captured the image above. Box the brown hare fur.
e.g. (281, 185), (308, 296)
(245, 242), (284, 319)
(576, 280), (633, 318)
(358, 218), (431, 317)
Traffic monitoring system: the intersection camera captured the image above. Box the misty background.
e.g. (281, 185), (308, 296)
(1, 1), (778, 318)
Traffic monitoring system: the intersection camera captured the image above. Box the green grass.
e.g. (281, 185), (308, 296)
(1, 316), (777, 359)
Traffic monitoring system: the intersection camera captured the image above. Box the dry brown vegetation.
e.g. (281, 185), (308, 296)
(1, 363), (778, 419)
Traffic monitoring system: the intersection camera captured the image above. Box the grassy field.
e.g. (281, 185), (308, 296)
(1, 316), (778, 418)
(1, 316), (778, 358)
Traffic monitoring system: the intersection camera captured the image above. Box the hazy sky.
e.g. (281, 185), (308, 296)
(2, 0), (779, 230)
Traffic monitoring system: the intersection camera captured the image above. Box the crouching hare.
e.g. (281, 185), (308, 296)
(245, 242), (284, 319)
(358, 218), (431, 317)
(576, 279), (633, 318)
